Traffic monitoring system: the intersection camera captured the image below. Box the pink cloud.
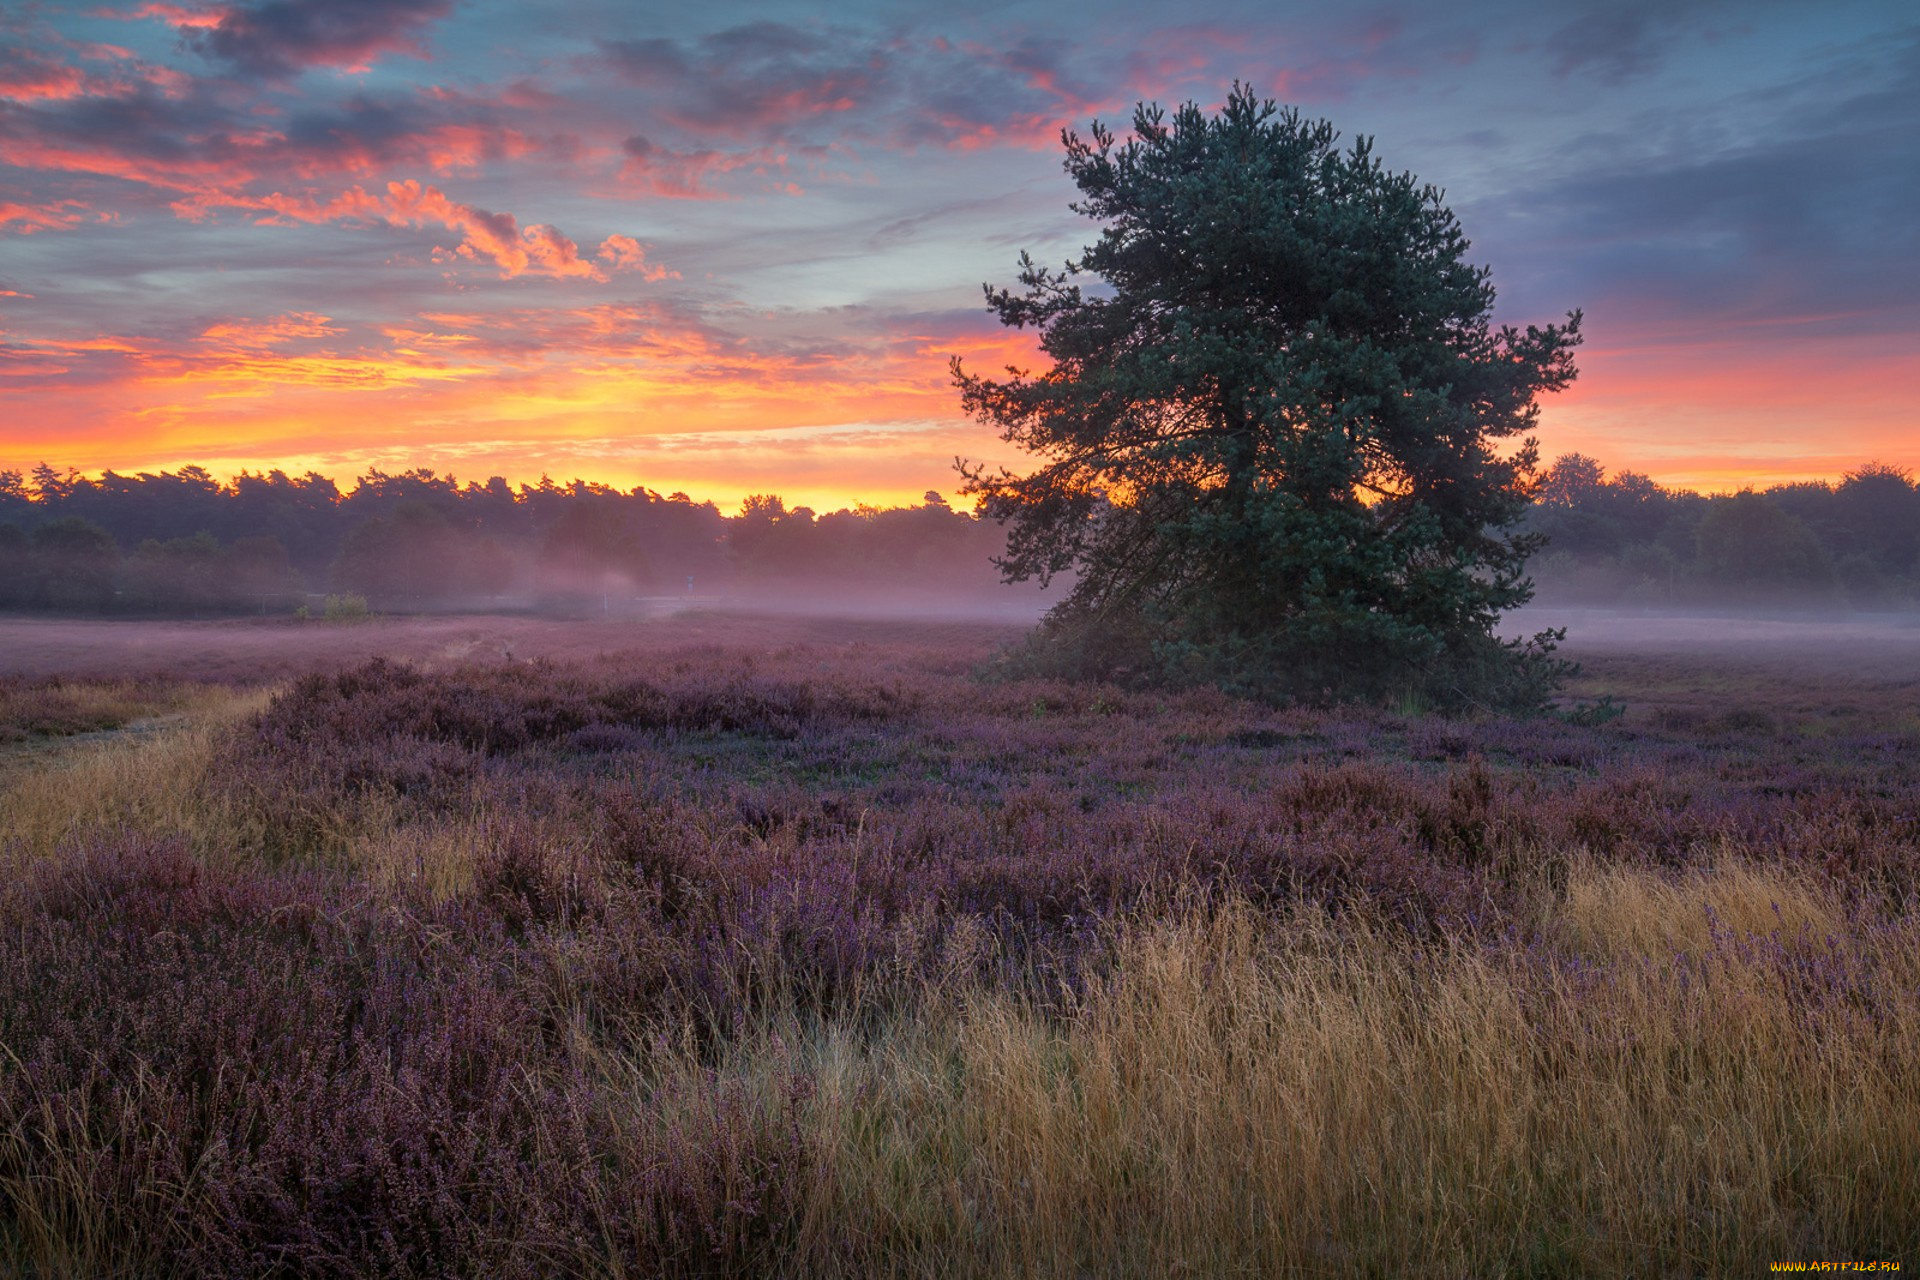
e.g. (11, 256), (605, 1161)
(408, 122), (542, 175)
(0, 53), (89, 102)
(596, 234), (678, 281)
(200, 311), (344, 348)
(612, 135), (790, 199)
(0, 199), (95, 233)
(122, 3), (225, 29)
(179, 180), (653, 283)
(1, 76), (563, 217)
(382, 181), (599, 279)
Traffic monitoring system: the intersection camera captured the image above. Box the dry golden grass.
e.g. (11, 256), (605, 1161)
(771, 871), (1919, 1276)
(0, 682), (489, 882)
(0, 686), (271, 876)
(345, 816), (488, 902)
(0, 680), (192, 742)
(1558, 849), (1844, 961)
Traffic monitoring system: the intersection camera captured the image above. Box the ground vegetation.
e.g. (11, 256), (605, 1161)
(0, 614), (1914, 1275)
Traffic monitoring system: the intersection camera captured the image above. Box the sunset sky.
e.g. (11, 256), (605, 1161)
(2, 0), (1913, 512)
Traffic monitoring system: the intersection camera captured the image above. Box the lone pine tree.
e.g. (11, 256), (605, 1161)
(955, 85), (1583, 710)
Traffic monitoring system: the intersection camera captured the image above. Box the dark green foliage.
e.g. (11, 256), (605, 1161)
(728, 493), (1008, 594)
(1693, 491), (1834, 592)
(0, 522), (28, 607)
(123, 531), (224, 613)
(29, 516), (119, 611)
(538, 502), (651, 580)
(116, 531), (303, 616)
(1530, 453), (1670, 559)
(1527, 457), (1918, 607)
(730, 493), (811, 580)
(1558, 694), (1627, 727)
(1835, 463), (1920, 575)
(534, 500), (654, 615)
(330, 500), (515, 609)
(0, 463), (1011, 615)
(955, 86), (1582, 710)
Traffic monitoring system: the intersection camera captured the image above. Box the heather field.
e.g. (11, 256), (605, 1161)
(1, 611), (1917, 1277)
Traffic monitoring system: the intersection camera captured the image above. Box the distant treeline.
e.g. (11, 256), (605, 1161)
(2, 456), (1914, 617)
(1524, 455), (1920, 608)
(0, 464), (1008, 616)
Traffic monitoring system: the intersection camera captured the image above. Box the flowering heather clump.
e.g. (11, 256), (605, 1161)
(1, 617), (1917, 1275)
(206, 656), (908, 863)
(0, 835), (812, 1278)
(0, 674), (202, 742)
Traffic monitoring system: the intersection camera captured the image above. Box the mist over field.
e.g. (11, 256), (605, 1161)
(1509, 605), (1920, 671)
(1, 598), (1913, 683)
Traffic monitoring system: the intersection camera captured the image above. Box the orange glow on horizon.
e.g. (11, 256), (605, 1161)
(2, 302), (1908, 515)
(1536, 329), (1915, 493)
(0, 311), (1050, 515)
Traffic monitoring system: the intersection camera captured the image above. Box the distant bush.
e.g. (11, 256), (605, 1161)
(1558, 694), (1627, 727)
(323, 592), (371, 621)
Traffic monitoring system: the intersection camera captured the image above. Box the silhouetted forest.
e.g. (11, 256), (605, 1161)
(0, 465), (1008, 616)
(0, 456), (1913, 616)
(1522, 455), (1920, 609)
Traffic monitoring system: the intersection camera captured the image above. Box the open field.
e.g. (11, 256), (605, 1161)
(1, 610), (1916, 1276)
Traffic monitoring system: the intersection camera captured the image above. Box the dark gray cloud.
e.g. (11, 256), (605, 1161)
(1544, 6), (1663, 83)
(1473, 32), (1920, 334)
(595, 22), (1094, 153)
(0, 73), (556, 211)
(597, 23), (883, 140)
(192, 0), (455, 79)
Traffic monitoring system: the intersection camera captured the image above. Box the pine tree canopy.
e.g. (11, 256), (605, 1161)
(954, 85), (1584, 710)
